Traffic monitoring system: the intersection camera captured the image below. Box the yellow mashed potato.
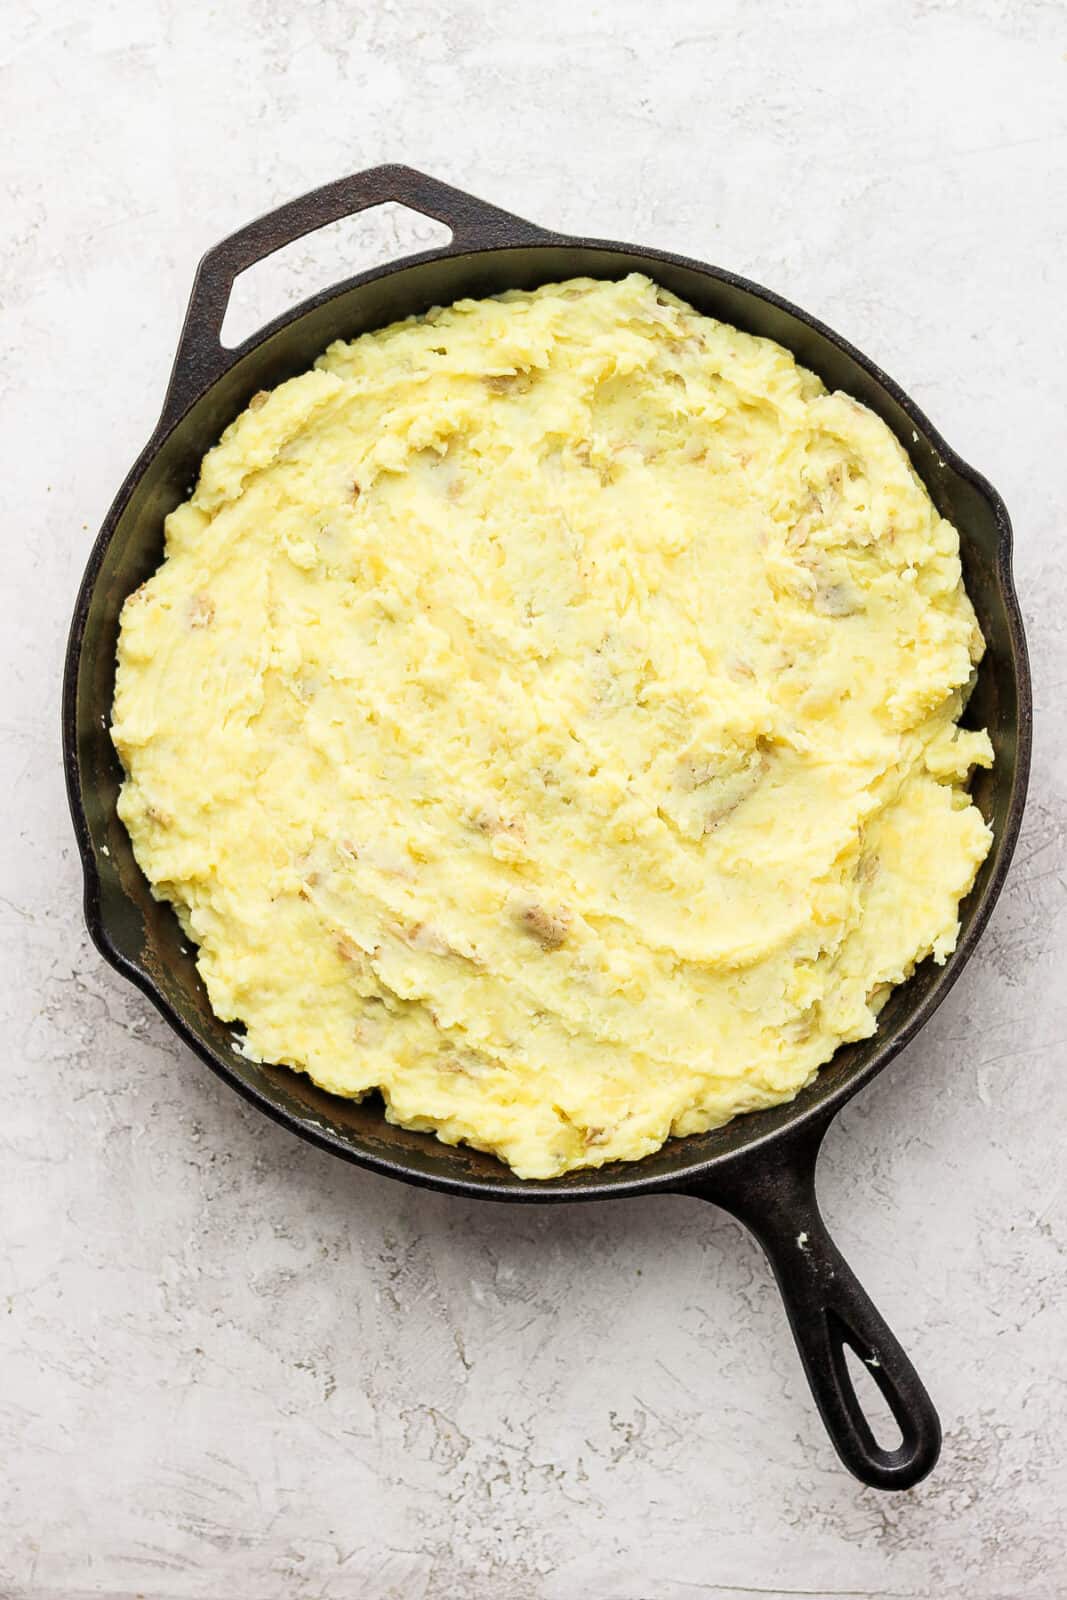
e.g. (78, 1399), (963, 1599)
(112, 273), (993, 1178)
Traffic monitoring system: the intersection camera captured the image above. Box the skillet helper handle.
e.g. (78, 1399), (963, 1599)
(158, 164), (550, 430)
(686, 1120), (941, 1490)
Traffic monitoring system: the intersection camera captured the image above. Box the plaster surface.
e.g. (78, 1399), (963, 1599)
(2, 2), (1065, 1596)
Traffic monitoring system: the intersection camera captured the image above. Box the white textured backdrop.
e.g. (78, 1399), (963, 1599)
(3, 2), (1065, 1596)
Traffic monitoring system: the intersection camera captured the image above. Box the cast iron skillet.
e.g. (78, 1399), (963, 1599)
(63, 165), (1031, 1491)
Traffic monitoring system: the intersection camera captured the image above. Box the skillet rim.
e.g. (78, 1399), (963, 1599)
(62, 231), (1033, 1202)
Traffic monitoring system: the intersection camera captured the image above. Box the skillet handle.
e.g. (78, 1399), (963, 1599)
(158, 164), (552, 430)
(683, 1118), (941, 1490)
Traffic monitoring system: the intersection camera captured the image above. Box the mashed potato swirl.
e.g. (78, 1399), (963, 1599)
(112, 274), (992, 1177)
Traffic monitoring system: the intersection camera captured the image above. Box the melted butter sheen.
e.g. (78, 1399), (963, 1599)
(113, 275), (993, 1178)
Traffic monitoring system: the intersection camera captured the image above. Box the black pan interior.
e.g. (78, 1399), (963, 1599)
(69, 243), (1028, 1198)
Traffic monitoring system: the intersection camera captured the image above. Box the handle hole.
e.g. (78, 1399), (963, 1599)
(843, 1342), (904, 1454)
(219, 203), (453, 350)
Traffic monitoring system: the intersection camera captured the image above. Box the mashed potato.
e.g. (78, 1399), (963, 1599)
(112, 274), (992, 1178)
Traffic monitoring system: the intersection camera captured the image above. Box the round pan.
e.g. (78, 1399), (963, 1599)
(63, 166), (1032, 1490)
